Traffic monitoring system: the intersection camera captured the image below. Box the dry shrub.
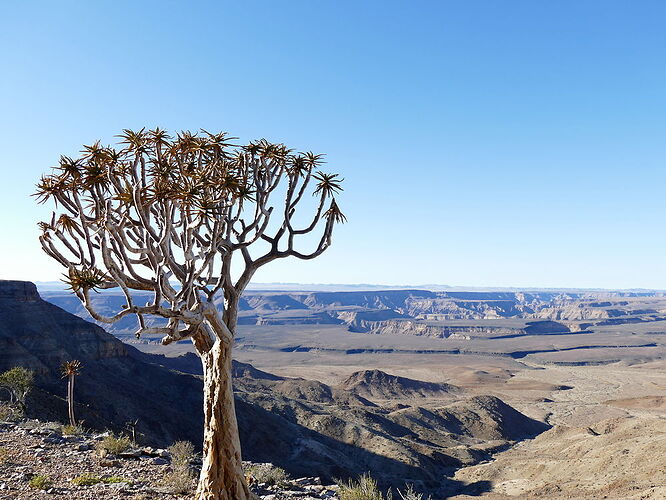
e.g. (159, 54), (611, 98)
(337, 474), (386, 500)
(244, 463), (289, 486)
(0, 402), (22, 421)
(397, 484), (431, 500)
(162, 440), (196, 494)
(96, 434), (132, 455)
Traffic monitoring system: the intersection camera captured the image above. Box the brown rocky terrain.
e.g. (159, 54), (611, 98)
(0, 280), (553, 495)
(450, 416), (666, 499)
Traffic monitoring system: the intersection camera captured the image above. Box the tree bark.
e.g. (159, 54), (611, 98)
(195, 336), (253, 500)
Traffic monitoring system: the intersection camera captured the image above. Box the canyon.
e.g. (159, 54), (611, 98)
(3, 281), (664, 497)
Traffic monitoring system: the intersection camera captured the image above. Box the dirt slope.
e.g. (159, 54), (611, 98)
(451, 415), (666, 499)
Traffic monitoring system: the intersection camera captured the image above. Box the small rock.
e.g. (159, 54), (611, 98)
(42, 437), (64, 445)
(119, 449), (143, 459)
(151, 457), (168, 465)
(99, 459), (121, 467)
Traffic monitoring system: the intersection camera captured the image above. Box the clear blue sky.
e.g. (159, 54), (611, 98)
(1, 1), (665, 289)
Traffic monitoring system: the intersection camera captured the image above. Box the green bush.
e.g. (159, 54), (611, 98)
(29, 475), (52, 490)
(0, 367), (34, 410)
(102, 476), (128, 484)
(71, 474), (101, 486)
(338, 474), (386, 500)
(72, 474), (130, 486)
(96, 434), (133, 455)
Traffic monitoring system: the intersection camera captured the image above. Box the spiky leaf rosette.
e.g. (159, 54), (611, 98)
(61, 360), (82, 378)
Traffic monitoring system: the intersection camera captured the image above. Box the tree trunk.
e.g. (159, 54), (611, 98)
(195, 337), (252, 500)
(68, 375), (76, 427)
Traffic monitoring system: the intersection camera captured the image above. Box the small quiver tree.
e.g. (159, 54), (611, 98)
(61, 360), (81, 427)
(0, 366), (34, 414)
(35, 129), (346, 500)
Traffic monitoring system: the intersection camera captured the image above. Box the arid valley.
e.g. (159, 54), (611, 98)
(38, 285), (666, 498)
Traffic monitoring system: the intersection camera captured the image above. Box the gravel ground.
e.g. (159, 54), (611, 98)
(0, 420), (339, 500)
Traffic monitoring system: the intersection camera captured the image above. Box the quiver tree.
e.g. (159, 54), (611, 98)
(61, 360), (81, 427)
(35, 128), (345, 500)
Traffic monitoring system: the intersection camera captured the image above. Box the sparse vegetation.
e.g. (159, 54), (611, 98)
(168, 440), (195, 466)
(71, 474), (101, 486)
(162, 467), (196, 495)
(96, 434), (133, 455)
(71, 474), (130, 486)
(61, 423), (86, 435)
(0, 366), (34, 411)
(397, 484), (431, 500)
(337, 474), (386, 500)
(29, 474), (52, 490)
(244, 463), (289, 486)
(103, 476), (128, 484)
(162, 440), (196, 494)
(0, 401), (23, 421)
(0, 446), (8, 464)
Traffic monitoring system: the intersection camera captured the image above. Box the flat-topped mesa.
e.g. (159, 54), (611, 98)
(0, 280), (40, 302)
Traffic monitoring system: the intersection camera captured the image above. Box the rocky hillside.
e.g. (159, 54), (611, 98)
(337, 369), (462, 399)
(0, 281), (203, 447)
(451, 416), (666, 499)
(0, 281), (550, 492)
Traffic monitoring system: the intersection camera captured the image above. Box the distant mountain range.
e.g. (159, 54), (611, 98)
(34, 281), (666, 293)
(41, 286), (666, 343)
